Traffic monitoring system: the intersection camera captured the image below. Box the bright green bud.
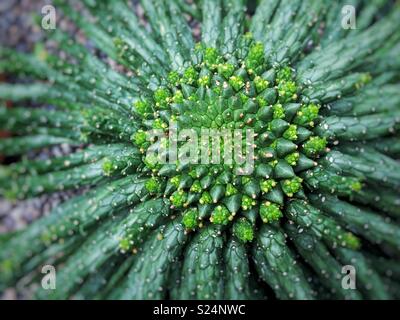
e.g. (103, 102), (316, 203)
(190, 180), (202, 193)
(240, 93), (250, 104)
(246, 42), (264, 70)
(343, 232), (361, 250)
(218, 63), (235, 79)
(172, 90), (184, 104)
(168, 71), (180, 87)
(198, 75), (211, 87)
(119, 238), (131, 252)
(188, 94), (198, 101)
(229, 76), (245, 92)
(256, 96), (267, 107)
(170, 175), (181, 188)
(225, 183), (238, 196)
(170, 190), (187, 208)
(243, 32), (253, 40)
(153, 118), (167, 129)
(355, 73), (372, 89)
(213, 86), (222, 95)
(283, 124), (298, 141)
(199, 191), (212, 205)
(233, 218), (254, 243)
(241, 177), (250, 185)
(102, 158), (114, 176)
(241, 195), (256, 210)
(182, 66), (198, 85)
(278, 80), (297, 103)
(276, 66), (292, 82)
(303, 136), (327, 157)
(281, 176), (303, 196)
(350, 181), (362, 192)
(144, 153), (159, 170)
(204, 47), (220, 69)
(260, 201), (283, 223)
(132, 130), (147, 146)
(210, 205), (231, 225)
(254, 76), (268, 93)
(154, 88), (171, 107)
(285, 152), (300, 166)
(273, 103), (285, 119)
(294, 103), (320, 127)
(260, 179), (277, 193)
(145, 177), (161, 193)
(133, 100), (149, 115)
(182, 209), (199, 229)
(188, 169), (198, 179)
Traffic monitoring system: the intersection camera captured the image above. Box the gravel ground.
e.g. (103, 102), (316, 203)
(0, 0), (46, 52)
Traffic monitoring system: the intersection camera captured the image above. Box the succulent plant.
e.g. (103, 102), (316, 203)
(0, 0), (400, 300)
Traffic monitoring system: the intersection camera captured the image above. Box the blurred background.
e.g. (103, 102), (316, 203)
(0, 0), (83, 299)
